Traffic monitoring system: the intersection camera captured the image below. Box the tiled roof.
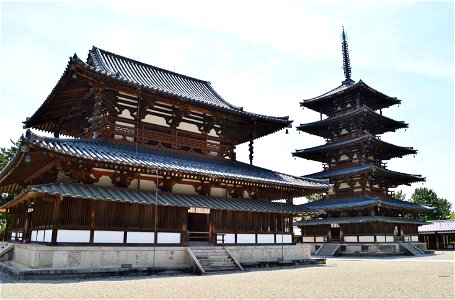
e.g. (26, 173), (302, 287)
(293, 133), (416, 159)
(85, 47), (290, 124)
(306, 164), (424, 183)
(418, 220), (455, 233)
(297, 105), (408, 134)
(20, 131), (330, 190)
(295, 215), (428, 226)
(300, 80), (401, 108)
(301, 196), (430, 212)
(2, 183), (321, 215)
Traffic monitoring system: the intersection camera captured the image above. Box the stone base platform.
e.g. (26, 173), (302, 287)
(308, 242), (429, 256)
(2, 243), (318, 279)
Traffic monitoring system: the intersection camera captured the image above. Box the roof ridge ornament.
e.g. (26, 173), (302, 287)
(341, 26), (355, 85)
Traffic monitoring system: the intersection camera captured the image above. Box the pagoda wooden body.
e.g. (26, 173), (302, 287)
(1, 47), (329, 247)
(295, 29), (427, 245)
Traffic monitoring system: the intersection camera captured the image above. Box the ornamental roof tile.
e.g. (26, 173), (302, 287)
(301, 196), (430, 212)
(295, 215), (428, 226)
(1, 183), (321, 215)
(418, 220), (455, 233)
(19, 131), (330, 190)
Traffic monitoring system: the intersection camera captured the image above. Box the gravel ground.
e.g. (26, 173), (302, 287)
(0, 251), (453, 299)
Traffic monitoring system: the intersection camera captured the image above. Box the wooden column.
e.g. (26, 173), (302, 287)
(51, 196), (64, 244)
(89, 200), (97, 243)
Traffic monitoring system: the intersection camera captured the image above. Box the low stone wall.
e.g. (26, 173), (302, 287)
(13, 244), (189, 269)
(226, 244), (311, 263)
(309, 242), (428, 255)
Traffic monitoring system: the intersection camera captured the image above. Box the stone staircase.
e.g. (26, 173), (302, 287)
(0, 242), (14, 262)
(400, 243), (426, 256)
(314, 243), (341, 257)
(186, 246), (243, 274)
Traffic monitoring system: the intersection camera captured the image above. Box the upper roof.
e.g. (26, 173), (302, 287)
(24, 47), (291, 139)
(301, 196), (431, 212)
(306, 163), (424, 185)
(295, 215), (428, 226)
(300, 80), (401, 113)
(418, 220), (455, 233)
(1, 183), (322, 215)
(0, 131), (331, 194)
(87, 47), (242, 111)
(293, 133), (417, 162)
(296, 105), (408, 138)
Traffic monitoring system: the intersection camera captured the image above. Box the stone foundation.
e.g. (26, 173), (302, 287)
(309, 242), (428, 255)
(11, 243), (312, 270)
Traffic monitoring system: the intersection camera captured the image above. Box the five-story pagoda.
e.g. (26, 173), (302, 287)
(294, 28), (429, 247)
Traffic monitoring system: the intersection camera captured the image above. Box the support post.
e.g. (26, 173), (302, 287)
(51, 196), (64, 244)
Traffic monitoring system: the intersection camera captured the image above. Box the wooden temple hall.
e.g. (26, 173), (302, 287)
(0, 47), (331, 246)
(294, 28), (429, 248)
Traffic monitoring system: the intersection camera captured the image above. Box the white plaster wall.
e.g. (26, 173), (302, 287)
(140, 177), (157, 191)
(315, 236), (325, 242)
(57, 230), (90, 243)
(31, 230), (38, 242)
(358, 236), (375, 243)
(257, 234), (275, 244)
(157, 232), (180, 244)
(411, 236), (419, 242)
(36, 230), (44, 242)
(128, 179), (139, 190)
(172, 183), (197, 195)
(94, 231), (124, 243)
(276, 234), (292, 244)
(210, 187), (226, 198)
(178, 122), (199, 134)
(223, 234), (236, 244)
(376, 236), (386, 243)
(143, 114), (168, 126)
(237, 234), (256, 244)
(385, 236), (394, 242)
(127, 232), (155, 244)
(94, 175), (114, 187)
(301, 236), (315, 243)
(344, 236), (358, 243)
(119, 109), (134, 120)
(44, 230), (52, 242)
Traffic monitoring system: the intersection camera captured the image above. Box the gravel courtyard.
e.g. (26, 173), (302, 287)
(1, 251), (453, 299)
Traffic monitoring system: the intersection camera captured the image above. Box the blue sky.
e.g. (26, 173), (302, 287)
(0, 1), (453, 205)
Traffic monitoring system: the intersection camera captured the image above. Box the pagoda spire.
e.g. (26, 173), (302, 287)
(341, 26), (354, 85)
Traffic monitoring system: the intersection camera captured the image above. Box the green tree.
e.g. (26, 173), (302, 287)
(0, 140), (19, 239)
(305, 193), (325, 202)
(410, 187), (452, 221)
(392, 190), (406, 201)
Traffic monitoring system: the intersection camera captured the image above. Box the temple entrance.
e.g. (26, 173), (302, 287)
(330, 224), (340, 242)
(187, 208), (210, 242)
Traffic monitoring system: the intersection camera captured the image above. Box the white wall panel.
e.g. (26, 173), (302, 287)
(301, 237), (315, 243)
(157, 232), (180, 244)
(127, 232), (155, 244)
(276, 234), (292, 244)
(315, 236), (325, 242)
(223, 234), (236, 244)
(257, 234), (275, 244)
(44, 230), (52, 242)
(385, 236), (394, 242)
(358, 236), (374, 243)
(344, 236), (358, 243)
(57, 230), (90, 243)
(94, 231), (124, 243)
(31, 230), (37, 242)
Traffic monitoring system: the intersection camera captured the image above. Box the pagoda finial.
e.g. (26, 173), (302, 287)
(341, 26), (354, 85)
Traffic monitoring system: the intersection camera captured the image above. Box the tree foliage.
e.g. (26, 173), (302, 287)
(305, 193), (325, 203)
(392, 190), (406, 201)
(410, 187), (452, 221)
(0, 140), (19, 235)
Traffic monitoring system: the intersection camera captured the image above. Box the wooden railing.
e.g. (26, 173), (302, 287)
(95, 119), (235, 158)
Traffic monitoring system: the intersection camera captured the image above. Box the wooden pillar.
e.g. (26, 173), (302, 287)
(51, 196), (63, 244)
(181, 207), (188, 245)
(89, 200), (96, 243)
(24, 210), (32, 241)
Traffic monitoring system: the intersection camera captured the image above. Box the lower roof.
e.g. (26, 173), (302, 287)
(302, 196), (431, 212)
(295, 216), (428, 226)
(1, 183), (322, 215)
(418, 220), (455, 233)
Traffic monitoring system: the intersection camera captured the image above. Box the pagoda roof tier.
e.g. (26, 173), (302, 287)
(296, 105), (408, 138)
(294, 215), (427, 226)
(0, 131), (330, 194)
(306, 164), (424, 186)
(24, 47), (291, 144)
(293, 133), (417, 162)
(300, 196), (430, 213)
(0, 183), (321, 216)
(300, 80), (401, 114)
